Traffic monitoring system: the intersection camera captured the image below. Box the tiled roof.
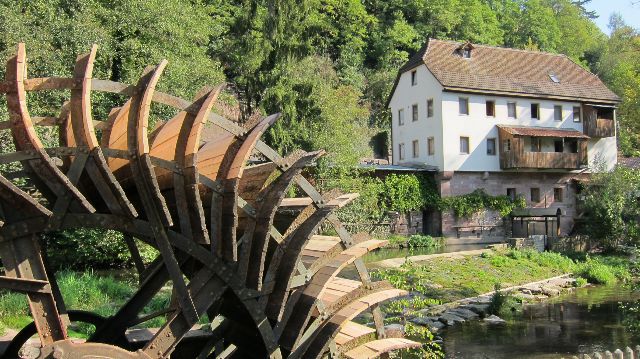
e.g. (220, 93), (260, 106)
(497, 125), (590, 139)
(390, 39), (619, 105)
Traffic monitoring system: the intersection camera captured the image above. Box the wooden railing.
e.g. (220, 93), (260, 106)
(562, 345), (640, 359)
(584, 117), (615, 138)
(501, 151), (586, 169)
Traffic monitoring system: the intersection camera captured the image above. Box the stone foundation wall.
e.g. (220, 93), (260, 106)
(438, 171), (583, 238)
(390, 211), (424, 235)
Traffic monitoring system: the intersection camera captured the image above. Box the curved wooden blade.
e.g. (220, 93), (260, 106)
(70, 45), (137, 218)
(264, 193), (358, 321)
(5, 43), (94, 214)
(241, 150), (324, 290)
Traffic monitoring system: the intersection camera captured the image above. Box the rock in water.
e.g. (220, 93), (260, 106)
(439, 312), (466, 326)
(450, 308), (479, 320)
(483, 314), (506, 324)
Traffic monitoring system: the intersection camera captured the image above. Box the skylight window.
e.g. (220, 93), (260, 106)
(549, 73), (560, 83)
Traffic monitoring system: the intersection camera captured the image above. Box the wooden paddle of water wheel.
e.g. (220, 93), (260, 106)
(0, 44), (421, 358)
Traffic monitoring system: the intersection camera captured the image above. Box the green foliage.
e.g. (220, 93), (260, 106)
(574, 255), (631, 285)
(439, 189), (526, 218)
(398, 322), (444, 359)
(0, 0), (224, 124)
(0, 271), (171, 335)
(321, 172), (438, 228)
(383, 296), (441, 315)
(574, 277), (588, 287)
(44, 229), (157, 270)
(488, 283), (507, 315)
(574, 260), (617, 285)
(381, 174), (439, 213)
(385, 234), (442, 249)
(407, 235), (442, 249)
(265, 56), (371, 168)
(580, 166), (640, 249)
(374, 249), (626, 304)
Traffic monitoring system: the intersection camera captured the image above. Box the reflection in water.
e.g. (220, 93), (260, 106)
(443, 284), (640, 359)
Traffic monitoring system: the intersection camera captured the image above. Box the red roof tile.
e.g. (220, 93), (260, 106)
(391, 39), (619, 105)
(497, 125), (589, 139)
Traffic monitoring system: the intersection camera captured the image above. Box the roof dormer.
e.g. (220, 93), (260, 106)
(457, 42), (474, 59)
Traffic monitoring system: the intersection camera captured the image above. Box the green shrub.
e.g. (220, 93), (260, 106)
(574, 277), (588, 287)
(575, 260), (618, 285)
(480, 251), (493, 258)
(387, 235), (409, 248)
(489, 255), (510, 267)
(407, 234), (441, 248)
(488, 283), (506, 315)
(439, 189), (525, 218)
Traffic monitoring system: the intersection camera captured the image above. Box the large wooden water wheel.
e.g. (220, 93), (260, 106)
(0, 44), (421, 358)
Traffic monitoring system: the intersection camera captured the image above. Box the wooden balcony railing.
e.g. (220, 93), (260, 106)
(584, 117), (614, 138)
(501, 151), (587, 170)
(583, 105), (615, 138)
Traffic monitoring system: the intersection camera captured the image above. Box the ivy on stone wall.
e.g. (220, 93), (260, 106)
(380, 173), (440, 213)
(439, 189), (526, 218)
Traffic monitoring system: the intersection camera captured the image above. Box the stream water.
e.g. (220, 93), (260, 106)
(442, 283), (640, 358)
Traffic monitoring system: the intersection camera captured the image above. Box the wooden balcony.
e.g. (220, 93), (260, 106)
(583, 105), (615, 138)
(500, 151), (586, 170)
(498, 125), (589, 170)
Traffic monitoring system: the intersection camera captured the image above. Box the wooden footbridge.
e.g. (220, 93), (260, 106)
(0, 44), (420, 358)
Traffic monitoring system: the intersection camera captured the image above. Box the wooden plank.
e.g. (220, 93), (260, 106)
(343, 338), (421, 359)
(279, 240), (387, 350)
(287, 284), (405, 359)
(279, 197), (313, 208)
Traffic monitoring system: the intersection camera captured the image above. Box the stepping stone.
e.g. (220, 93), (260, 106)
(484, 315), (506, 324)
(541, 286), (560, 296)
(428, 321), (446, 332)
(438, 312), (466, 326)
(462, 303), (490, 315)
(450, 308), (479, 320)
(409, 316), (433, 326)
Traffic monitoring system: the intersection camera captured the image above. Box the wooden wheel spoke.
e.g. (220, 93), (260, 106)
(0, 43), (403, 359)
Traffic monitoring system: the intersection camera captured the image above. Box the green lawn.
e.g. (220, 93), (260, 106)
(0, 271), (171, 337)
(372, 249), (631, 304)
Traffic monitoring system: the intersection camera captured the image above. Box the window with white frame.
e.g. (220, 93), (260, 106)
(412, 140), (419, 158)
(486, 138), (496, 156)
(427, 137), (435, 156)
(398, 143), (405, 160)
(554, 105), (562, 122)
(486, 100), (495, 117)
(573, 106), (581, 122)
(531, 103), (540, 119)
(411, 70), (417, 86)
(460, 136), (470, 154)
(412, 104), (418, 122)
(398, 109), (404, 126)
(459, 97), (469, 115)
(507, 102), (517, 118)
(427, 99), (434, 118)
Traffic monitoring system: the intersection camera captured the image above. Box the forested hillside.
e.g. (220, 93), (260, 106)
(1, 0), (638, 161)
